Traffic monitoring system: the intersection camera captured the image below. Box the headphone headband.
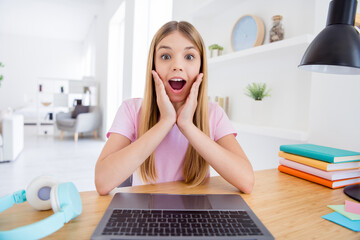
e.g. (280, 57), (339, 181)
(56, 182), (82, 222)
(0, 211), (66, 240)
(0, 190), (26, 213)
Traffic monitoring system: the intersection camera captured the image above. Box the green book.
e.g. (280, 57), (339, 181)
(279, 144), (360, 163)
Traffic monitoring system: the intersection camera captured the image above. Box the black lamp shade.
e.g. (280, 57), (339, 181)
(299, 0), (360, 74)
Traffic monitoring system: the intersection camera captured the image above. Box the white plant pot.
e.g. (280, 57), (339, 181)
(251, 100), (265, 125)
(210, 49), (222, 58)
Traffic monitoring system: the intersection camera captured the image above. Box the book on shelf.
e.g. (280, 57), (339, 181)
(279, 144), (360, 163)
(278, 151), (360, 171)
(278, 165), (360, 189)
(279, 158), (360, 181)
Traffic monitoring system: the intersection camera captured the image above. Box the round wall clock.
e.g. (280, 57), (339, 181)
(231, 15), (265, 52)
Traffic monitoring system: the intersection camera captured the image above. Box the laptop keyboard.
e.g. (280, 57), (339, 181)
(102, 209), (263, 237)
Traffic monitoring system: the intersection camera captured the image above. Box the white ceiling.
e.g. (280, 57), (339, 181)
(0, 0), (104, 42)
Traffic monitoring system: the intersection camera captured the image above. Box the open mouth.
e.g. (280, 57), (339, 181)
(169, 78), (186, 91)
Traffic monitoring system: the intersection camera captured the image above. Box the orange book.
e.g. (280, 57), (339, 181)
(278, 165), (360, 189)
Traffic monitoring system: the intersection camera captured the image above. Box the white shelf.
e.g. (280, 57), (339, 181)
(36, 77), (98, 136)
(231, 121), (308, 141)
(208, 34), (314, 65)
(207, 34), (314, 138)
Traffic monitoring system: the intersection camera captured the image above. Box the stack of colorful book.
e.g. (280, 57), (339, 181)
(278, 144), (360, 189)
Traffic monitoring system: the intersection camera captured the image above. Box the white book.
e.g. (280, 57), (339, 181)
(279, 158), (360, 181)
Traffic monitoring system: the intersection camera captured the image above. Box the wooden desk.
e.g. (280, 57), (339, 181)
(0, 169), (358, 239)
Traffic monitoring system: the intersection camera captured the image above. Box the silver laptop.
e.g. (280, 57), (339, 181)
(91, 193), (274, 239)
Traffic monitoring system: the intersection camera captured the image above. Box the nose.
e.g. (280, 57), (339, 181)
(172, 66), (183, 72)
(172, 57), (183, 72)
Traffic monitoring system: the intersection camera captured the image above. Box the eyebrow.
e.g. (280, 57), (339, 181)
(157, 45), (196, 51)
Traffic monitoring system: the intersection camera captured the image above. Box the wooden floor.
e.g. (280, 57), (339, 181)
(0, 126), (106, 197)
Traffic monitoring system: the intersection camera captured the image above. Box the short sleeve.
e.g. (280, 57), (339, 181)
(107, 99), (142, 142)
(209, 103), (237, 141)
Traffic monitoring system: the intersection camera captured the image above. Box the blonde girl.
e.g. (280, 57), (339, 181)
(95, 21), (254, 195)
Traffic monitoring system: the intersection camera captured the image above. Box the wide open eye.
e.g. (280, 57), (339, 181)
(185, 54), (194, 60)
(161, 54), (171, 60)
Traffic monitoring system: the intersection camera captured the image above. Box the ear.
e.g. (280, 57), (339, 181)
(26, 176), (58, 210)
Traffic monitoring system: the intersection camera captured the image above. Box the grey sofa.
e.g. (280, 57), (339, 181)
(56, 106), (101, 142)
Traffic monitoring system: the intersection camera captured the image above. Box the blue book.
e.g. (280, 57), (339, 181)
(279, 144), (360, 163)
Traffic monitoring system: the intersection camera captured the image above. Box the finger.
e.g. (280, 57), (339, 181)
(152, 70), (165, 92)
(196, 73), (204, 83)
(152, 70), (161, 85)
(190, 73), (203, 98)
(194, 73), (203, 91)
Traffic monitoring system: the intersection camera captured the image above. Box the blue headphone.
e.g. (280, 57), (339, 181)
(0, 176), (82, 240)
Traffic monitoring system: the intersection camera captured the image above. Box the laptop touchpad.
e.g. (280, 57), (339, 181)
(149, 194), (212, 209)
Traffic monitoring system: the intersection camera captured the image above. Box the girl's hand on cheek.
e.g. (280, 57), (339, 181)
(152, 70), (176, 124)
(177, 73), (203, 129)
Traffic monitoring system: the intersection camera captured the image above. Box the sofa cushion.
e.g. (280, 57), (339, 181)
(71, 105), (89, 119)
(57, 118), (76, 127)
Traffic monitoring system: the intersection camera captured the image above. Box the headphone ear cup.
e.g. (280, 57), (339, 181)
(51, 182), (82, 222)
(26, 176), (59, 210)
(50, 184), (61, 213)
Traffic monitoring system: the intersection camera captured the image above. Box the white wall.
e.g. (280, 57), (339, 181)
(308, 74), (360, 151)
(83, 17), (97, 78)
(0, 34), (83, 110)
(0, 0), (102, 113)
(94, 0), (135, 139)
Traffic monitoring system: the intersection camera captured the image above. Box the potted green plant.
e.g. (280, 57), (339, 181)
(0, 62), (4, 87)
(244, 82), (271, 101)
(208, 44), (224, 57)
(244, 82), (271, 125)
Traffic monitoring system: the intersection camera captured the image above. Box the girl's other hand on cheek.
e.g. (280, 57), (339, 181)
(152, 70), (176, 124)
(177, 73), (203, 129)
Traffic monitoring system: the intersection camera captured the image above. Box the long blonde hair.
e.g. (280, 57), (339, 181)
(138, 21), (209, 186)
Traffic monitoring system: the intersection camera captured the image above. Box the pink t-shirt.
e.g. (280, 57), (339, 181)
(107, 98), (237, 186)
